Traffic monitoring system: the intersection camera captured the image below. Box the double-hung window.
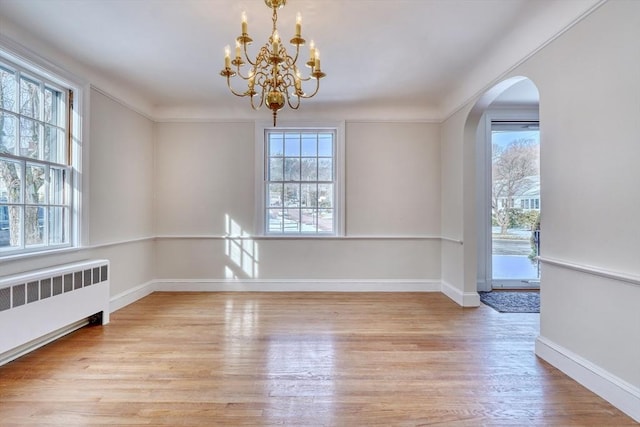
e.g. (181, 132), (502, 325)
(262, 127), (342, 235)
(0, 54), (74, 255)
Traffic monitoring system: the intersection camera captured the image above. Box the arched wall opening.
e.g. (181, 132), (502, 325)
(461, 76), (540, 295)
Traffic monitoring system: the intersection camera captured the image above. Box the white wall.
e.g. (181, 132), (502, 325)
(86, 89), (156, 296)
(441, 0), (640, 418)
(154, 120), (441, 284)
(345, 122), (440, 236)
(528, 0), (640, 398)
(440, 111), (469, 304)
(154, 122), (255, 236)
(88, 90), (155, 244)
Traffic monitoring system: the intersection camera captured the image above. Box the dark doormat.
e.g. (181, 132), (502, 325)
(479, 291), (539, 313)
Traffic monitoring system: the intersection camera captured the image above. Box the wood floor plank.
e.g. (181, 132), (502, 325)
(0, 292), (636, 426)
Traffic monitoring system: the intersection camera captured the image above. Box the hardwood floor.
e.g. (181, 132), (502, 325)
(0, 292), (636, 426)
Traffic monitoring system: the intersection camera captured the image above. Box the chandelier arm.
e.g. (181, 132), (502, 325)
(234, 62), (253, 80)
(286, 92), (301, 110)
(289, 44), (301, 65)
(242, 43), (257, 67)
(251, 84), (266, 110)
(255, 68), (270, 81)
(292, 62), (313, 82)
(236, 70), (251, 80)
(283, 55), (297, 72)
(299, 78), (321, 99)
(225, 75), (251, 97)
(281, 71), (296, 90)
(297, 73), (313, 82)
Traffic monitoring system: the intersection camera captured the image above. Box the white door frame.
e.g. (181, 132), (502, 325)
(477, 107), (539, 291)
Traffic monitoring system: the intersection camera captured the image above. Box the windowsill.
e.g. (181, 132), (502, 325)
(0, 245), (80, 263)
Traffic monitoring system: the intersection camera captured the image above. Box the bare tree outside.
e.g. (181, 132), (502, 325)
(0, 66), (22, 247)
(492, 138), (538, 235)
(1, 65), (63, 248)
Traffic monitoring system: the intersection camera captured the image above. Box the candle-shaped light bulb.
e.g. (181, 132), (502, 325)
(295, 12), (302, 37)
(224, 45), (231, 68)
(235, 40), (241, 59)
(241, 11), (247, 34)
(272, 30), (280, 54)
(309, 39), (316, 66)
(248, 69), (255, 89)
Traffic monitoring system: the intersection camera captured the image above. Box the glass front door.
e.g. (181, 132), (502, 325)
(491, 121), (540, 289)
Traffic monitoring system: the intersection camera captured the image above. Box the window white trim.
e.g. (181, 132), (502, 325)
(0, 35), (85, 258)
(254, 120), (345, 236)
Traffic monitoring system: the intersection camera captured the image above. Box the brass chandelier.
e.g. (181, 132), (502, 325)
(220, 0), (326, 126)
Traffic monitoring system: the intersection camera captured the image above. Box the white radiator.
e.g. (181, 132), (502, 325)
(0, 259), (110, 365)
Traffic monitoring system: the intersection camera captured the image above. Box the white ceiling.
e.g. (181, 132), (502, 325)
(0, 0), (601, 121)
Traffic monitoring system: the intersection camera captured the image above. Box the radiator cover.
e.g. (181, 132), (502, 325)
(0, 259), (110, 363)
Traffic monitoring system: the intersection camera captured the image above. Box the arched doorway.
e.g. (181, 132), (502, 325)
(462, 76), (540, 294)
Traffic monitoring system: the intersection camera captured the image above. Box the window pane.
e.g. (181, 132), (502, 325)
(301, 134), (317, 156)
(267, 183), (283, 207)
(44, 125), (65, 163)
(284, 158), (300, 181)
(264, 129), (337, 236)
(44, 87), (63, 126)
(267, 208), (283, 233)
(0, 66), (17, 111)
(318, 158), (333, 181)
(20, 118), (42, 159)
(25, 164), (46, 204)
(48, 206), (67, 245)
(20, 76), (40, 120)
(0, 205), (21, 248)
(318, 209), (333, 233)
(25, 205), (44, 246)
(284, 133), (300, 156)
(301, 158), (317, 181)
(49, 167), (66, 205)
(269, 157), (283, 181)
(284, 183), (299, 207)
(0, 159), (22, 203)
(0, 112), (17, 154)
(318, 184), (333, 209)
(301, 183), (317, 207)
(318, 133), (333, 157)
(284, 208), (300, 232)
(0, 205), (8, 247)
(301, 209), (317, 232)
(269, 133), (283, 156)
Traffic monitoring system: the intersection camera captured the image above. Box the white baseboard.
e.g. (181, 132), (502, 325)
(154, 279), (441, 293)
(110, 280), (156, 312)
(109, 279), (441, 312)
(441, 281), (480, 307)
(536, 335), (640, 422)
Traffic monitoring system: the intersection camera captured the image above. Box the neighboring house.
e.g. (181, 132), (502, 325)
(496, 175), (541, 211)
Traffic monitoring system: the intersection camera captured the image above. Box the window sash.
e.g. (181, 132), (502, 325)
(264, 129), (337, 235)
(0, 54), (72, 255)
